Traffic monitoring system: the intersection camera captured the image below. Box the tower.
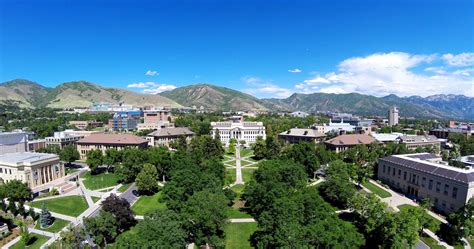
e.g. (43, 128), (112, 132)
(388, 106), (399, 126)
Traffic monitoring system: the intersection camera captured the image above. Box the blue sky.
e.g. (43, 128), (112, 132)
(1, 0), (473, 98)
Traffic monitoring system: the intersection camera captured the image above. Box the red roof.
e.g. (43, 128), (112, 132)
(77, 133), (148, 145)
(325, 134), (376, 146)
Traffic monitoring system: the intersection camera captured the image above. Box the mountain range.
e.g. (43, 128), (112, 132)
(1, 79), (473, 120)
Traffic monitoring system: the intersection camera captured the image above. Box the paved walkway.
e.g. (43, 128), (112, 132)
(1, 236), (21, 249)
(235, 146), (243, 184)
(229, 218), (256, 223)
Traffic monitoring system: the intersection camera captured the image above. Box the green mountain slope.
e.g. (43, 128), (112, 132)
(159, 84), (272, 111)
(0, 79), (181, 109)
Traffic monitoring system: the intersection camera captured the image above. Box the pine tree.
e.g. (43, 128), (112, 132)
(40, 203), (54, 228)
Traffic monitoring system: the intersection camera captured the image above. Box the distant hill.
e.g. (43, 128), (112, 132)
(1, 79), (472, 120)
(0, 79), (181, 109)
(159, 84), (276, 111)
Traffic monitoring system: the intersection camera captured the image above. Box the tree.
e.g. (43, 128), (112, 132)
(19, 221), (31, 245)
(281, 142), (320, 178)
(1, 180), (31, 202)
(84, 211), (118, 247)
(59, 144), (80, 166)
(182, 190), (229, 247)
(40, 203), (54, 228)
(86, 149), (103, 174)
(265, 136), (281, 159)
(103, 148), (122, 172)
(252, 136), (266, 160)
(319, 160), (356, 208)
(115, 148), (147, 182)
(136, 163), (159, 194)
(243, 159), (308, 216)
(59, 225), (87, 249)
(113, 209), (187, 248)
(28, 207), (37, 220)
(17, 201), (26, 218)
(442, 198), (474, 244)
(8, 200), (16, 215)
(101, 194), (136, 232)
(227, 141), (236, 155)
(147, 146), (172, 182)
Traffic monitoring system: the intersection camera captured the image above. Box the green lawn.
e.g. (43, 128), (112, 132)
(242, 168), (255, 183)
(118, 183), (132, 193)
(226, 160), (236, 167)
(29, 195), (89, 217)
(240, 160), (253, 167)
(231, 184), (245, 196)
(227, 208), (253, 219)
(240, 149), (254, 158)
(65, 167), (79, 175)
(469, 239), (474, 248)
(91, 196), (100, 203)
(132, 192), (167, 215)
(420, 233), (445, 249)
(397, 204), (441, 233)
(10, 234), (49, 249)
(81, 172), (120, 190)
(224, 222), (258, 249)
(34, 218), (69, 233)
(362, 181), (392, 198)
(225, 168), (236, 186)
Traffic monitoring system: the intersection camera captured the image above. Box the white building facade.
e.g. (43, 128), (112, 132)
(211, 117), (266, 146)
(0, 132), (28, 155)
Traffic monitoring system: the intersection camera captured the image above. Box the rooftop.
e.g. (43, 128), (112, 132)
(0, 152), (58, 167)
(398, 135), (439, 143)
(325, 134), (376, 146)
(77, 133), (148, 145)
(147, 127), (195, 137)
(379, 153), (474, 184)
(279, 128), (326, 138)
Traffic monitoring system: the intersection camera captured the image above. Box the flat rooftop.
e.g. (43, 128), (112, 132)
(0, 152), (58, 167)
(379, 153), (474, 184)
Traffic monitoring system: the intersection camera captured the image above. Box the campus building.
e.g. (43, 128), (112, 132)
(146, 127), (195, 147)
(324, 134), (376, 153)
(278, 128), (326, 144)
(136, 121), (173, 131)
(0, 132), (28, 155)
(311, 120), (355, 134)
(68, 120), (103, 130)
(211, 116), (266, 146)
(45, 131), (84, 149)
(388, 106), (399, 126)
(398, 135), (441, 152)
(0, 152), (64, 189)
(378, 153), (474, 214)
(143, 110), (170, 123)
(76, 134), (149, 160)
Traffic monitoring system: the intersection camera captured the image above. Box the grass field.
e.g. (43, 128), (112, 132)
(227, 207), (253, 219)
(226, 160), (236, 166)
(225, 168), (236, 186)
(10, 234), (49, 249)
(240, 160), (254, 167)
(91, 196), (100, 203)
(81, 172), (120, 190)
(34, 218), (69, 233)
(240, 149), (254, 158)
(132, 192), (167, 215)
(29, 195), (89, 217)
(420, 233), (446, 249)
(118, 183), (132, 192)
(397, 204), (442, 233)
(362, 181), (392, 198)
(242, 168), (255, 183)
(224, 222), (258, 249)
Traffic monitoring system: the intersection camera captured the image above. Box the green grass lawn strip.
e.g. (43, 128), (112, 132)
(224, 222), (257, 249)
(34, 218), (69, 233)
(81, 172), (120, 190)
(29, 195), (88, 217)
(362, 181), (391, 198)
(131, 192), (167, 215)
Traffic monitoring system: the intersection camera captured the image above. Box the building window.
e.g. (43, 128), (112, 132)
(404, 171), (407, 180)
(0, 168), (2, 173)
(436, 182), (441, 193)
(392, 168), (396, 176)
(398, 169), (401, 178)
(452, 187), (458, 199)
(444, 184), (449, 195)
(383, 165), (386, 173)
(422, 177), (426, 187)
(429, 180), (433, 190)
(388, 166), (390, 175)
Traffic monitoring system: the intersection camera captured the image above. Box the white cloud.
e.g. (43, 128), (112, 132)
(145, 70), (159, 76)
(241, 76), (293, 98)
(288, 68), (303, 73)
(127, 82), (159, 88)
(442, 53), (474, 67)
(127, 81), (176, 94)
(142, 84), (177, 94)
(295, 52), (474, 97)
